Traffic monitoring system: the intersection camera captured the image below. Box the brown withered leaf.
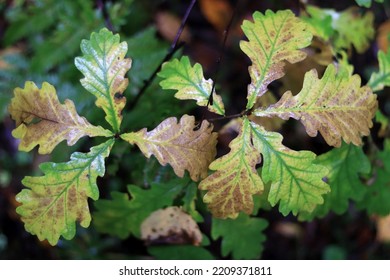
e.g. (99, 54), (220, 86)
(121, 115), (217, 181)
(199, 0), (233, 31)
(254, 64), (378, 147)
(377, 20), (390, 52)
(141, 206), (202, 246)
(9, 81), (112, 154)
(155, 11), (191, 43)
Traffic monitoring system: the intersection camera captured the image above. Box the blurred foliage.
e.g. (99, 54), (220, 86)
(1, 0), (390, 260)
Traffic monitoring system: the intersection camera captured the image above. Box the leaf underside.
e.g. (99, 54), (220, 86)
(158, 56), (225, 115)
(16, 139), (114, 245)
(255, 64), (377, 147)
(199, 118), (264, 219)
(8, 81), (112, 154)
(240, 9), (312, 110)
(250, 122), (330, 215)
(75, 28), (132, 132)
(121, 115), (218, 182)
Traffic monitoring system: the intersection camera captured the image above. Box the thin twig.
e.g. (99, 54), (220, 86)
(97, 0), (114, 32)
(207, 0), (241, 107)
(127, 0), (197, 111)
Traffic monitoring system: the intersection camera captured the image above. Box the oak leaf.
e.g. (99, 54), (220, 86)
(121, 115), (217, 181)
(94, 181), (184, 238)
(299, 143), (370, 221)
(255, 64), (377, 147)
(240, 9), (312, 109)
(250, 121), (330, 215)
(16, 139), (114, 245)
(8, 81), (112, 154)
(368, 48), (390, 92)
(199, 118), (264, 218)
(158, 56), (225, 115)
(212, 214), (268, 259)
(75, 28), (132, 132)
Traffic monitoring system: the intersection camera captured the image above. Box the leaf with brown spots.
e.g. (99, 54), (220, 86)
(254, 64), (378, 147)
(121, 115), (217, 181)
(240, 9), (312, 110)
(8, 81), (113, 154)
(199, 117), (264, 219)
(75, 28), (132, 133)
(15, 139), (114, 245)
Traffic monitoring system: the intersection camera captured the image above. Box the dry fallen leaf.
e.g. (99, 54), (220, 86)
(141, 206), (202, 246)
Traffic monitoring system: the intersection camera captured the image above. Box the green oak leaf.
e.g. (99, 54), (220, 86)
(158, 56), (225, 115)
(93, 181), (184, 238)
(240, 9), (312, 110)
(212, 214), (268, 259)
(301, 5), (334, 40)
(368, 49), (390, 92)
(299, 143), (370, 221)
(358, 140), (390, 215)
(75, 28), (132, 133)
(181, 182), (204, 222)
(250, 121), (330, 215)
(15, 139), (114, 245)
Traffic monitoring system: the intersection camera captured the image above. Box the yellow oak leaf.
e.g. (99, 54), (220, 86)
(255, 64), (378, 147)
(240, 9), (312, 110)
(121, 115), (217, 181)
(9, 81), (112, 154)
(199, 117), (264, 218)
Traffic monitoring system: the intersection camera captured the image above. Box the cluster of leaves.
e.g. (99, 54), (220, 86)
(6, 1), (390, 259)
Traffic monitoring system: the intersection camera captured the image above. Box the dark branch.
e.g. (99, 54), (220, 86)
(97, 0), (114, 32)
(127, 0), (197, 111)
(207, 0), (241, 107)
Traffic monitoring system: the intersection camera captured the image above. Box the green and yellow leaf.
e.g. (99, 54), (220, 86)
(255, 64), (377, 147)
(8, 81), (112, 154)
(121, 115), (217, 181)
(299, 143), (370, 221)
(240, 9), (312, 110)
(16, 139), (114, 245)
(368, 48), (390, 92)
(199, 118), (264, 218)
(75, 28), (132, 132)
(212, 214), (268, 259)
(250, 121), (329, 215)
(158, 56), (225, 115)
